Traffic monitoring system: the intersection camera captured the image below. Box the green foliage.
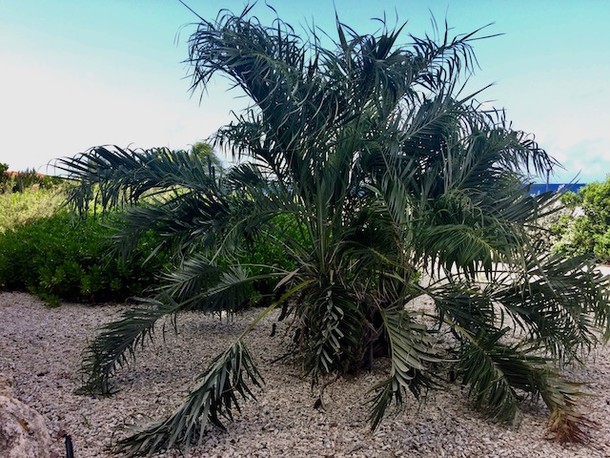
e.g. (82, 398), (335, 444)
(553, 177), (610, 262)
(57, 6), (610, 456)
(0, 164), (66, 233)
(78, 297), (184, 393)
(238, 215), (305, 268)
(368, 307), (441, 429)
(0, 211), (169, 305)
(12, 169), (62, 192)
(0, 163), (8, 189)
(0, 166), (63, 193)
(236, 214), (309, 299)
(0, 186), (66, 233)
(190, 141), (223, 170)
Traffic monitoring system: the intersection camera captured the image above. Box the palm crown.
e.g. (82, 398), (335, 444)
(57, 6), (609, 456)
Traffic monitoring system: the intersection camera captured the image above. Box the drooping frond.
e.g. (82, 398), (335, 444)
(417, 223), (505, 277)
(159, 253), (291, 314)
(494, 248), (610, 363)
(539, 371), (596, 444)
(192, 264), (279, 313)
(108, 189), (233, 260)
(430, 283), (498, 333)
(154, 254), (223, 307)
(78, 297), (184, 395)
(457, 328), (524, 421)
(455, 326), (595, 442)
(115, 339), (263, 456)
(368, 307), (440, 429)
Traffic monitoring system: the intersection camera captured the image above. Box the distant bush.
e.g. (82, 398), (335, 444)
(0, 166), (169, 305)
(0, 211), (170, 305)
(0, 187), (66, 233)
(236, 214), (309, 303)
(1, 167), (63, 193)
(552, 177), (610, 262)
(0, 164), (67, 233)
(0, 163), (9, 189)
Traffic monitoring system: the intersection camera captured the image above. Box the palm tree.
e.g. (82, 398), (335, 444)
(57, 6), (609, 456)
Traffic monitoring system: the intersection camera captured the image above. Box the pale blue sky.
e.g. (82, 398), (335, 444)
(1, 1), (609, 183)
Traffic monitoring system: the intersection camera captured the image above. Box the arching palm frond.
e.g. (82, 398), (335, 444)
(458, 327), (523, 422)
(114, 276), (306, 456)
(457, 326), (596, 442)
(57, 146), (222, 214)
(429, 283), (498, 334)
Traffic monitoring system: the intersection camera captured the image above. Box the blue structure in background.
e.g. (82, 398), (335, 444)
(529, 183), (586, 195)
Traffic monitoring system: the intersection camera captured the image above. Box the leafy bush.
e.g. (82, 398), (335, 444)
(552, 177), (610, 262)
(1, 166), (63, 193)
(0, 186), (66, 233)
(237, 214), (309, 300)
(0, 211), (169, 305)
(0, 163), (67, 232)
(0, 163), (8, 189)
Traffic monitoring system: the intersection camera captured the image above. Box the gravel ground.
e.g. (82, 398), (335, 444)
(1, 291), (610, 458)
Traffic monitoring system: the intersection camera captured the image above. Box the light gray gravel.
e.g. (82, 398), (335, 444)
(1, 291), (610, 458)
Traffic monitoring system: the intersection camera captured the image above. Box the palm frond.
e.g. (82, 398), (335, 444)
(155, 254), (223, 307)
(108, 190), (233, 260)
(159, 254), (289, 314)
(538, 371), (596, 443)
(199, 264), (275, 313)
(115, 339), (263, 456)
(368, 307), (440, 429)
(115, 289), (297, 457)
(495, 249), (610, 363)
(455, 326), (595, 441)
(78, 297), (184, 395)
(457, 328), (524, 422)
(430, 283), (498, 333)
(416, 223), (502, 277)
(56, 146), (219, 215)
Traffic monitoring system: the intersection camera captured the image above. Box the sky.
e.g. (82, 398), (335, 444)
(1, 0), (610, 183)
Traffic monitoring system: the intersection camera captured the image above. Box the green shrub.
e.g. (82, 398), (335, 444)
(236, 214), (309, 302)
(1, 167), (63, 193)
(0, 163), (8, 189)
(0, 187), (66, 233)
(552, 177), (610, 262)
(0, 163), (67, 233)
(0, 211), (169, 305)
